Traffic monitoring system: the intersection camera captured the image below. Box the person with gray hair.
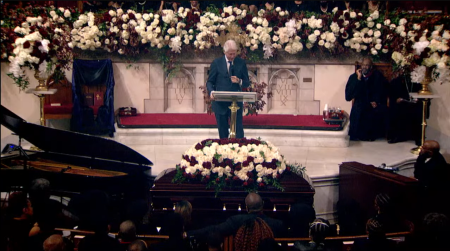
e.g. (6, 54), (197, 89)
(206, 39), (250, 139)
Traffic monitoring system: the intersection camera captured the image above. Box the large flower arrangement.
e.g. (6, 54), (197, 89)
(2, 3), (450, 90)
(3, 3), (78, 90)
(172, 138), (305, 194)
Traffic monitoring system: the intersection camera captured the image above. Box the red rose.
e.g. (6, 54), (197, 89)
(243, 182), (248, 186)
(233, 176), (239, 181)
(259, 182), (265, 187)
(205, 175), (210, 180)
(225, 178), (230, 182)
(23, 41), (31, 49)
(216, 178), (220, 182)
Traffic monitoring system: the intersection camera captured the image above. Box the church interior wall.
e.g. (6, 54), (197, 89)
(1, 61), (449, 158)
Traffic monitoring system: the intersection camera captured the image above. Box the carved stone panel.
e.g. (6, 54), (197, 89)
(268, 69), (300, 114)
(165, 68), (195, 113)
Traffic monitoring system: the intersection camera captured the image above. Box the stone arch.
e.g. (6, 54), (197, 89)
(268, 69), (300, 114)
(165, 68), (195, 113)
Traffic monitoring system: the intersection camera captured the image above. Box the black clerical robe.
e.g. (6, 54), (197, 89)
(345, 70), (388, 141)
(388, 77), (423, 144)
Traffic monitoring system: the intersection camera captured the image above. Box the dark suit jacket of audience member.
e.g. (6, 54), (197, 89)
(414, 151), (448, 190)
(187, 212), (286, 241)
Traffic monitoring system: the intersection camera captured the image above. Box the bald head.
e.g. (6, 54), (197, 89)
(119, 220), (136, 242)
(245, 193), (263, 213)
(423, 140), (440, 152)
(43, 234), (65, 251)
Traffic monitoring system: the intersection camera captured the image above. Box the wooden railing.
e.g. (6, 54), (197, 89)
(56, 227), (409, 251)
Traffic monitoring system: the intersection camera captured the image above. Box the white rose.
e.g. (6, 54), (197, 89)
(314, 30), (320, 36)
(384, 19), (391, 26)
(376, 23), (381, 29)
(318, 40), (325, 46)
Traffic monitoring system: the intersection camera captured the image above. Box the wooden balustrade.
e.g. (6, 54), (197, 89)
(55, 227), (409, 251)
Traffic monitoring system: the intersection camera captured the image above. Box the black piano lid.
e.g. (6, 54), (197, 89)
(1, 105), (153, 167)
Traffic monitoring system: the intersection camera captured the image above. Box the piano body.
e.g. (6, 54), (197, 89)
(0, 105), (153, 201)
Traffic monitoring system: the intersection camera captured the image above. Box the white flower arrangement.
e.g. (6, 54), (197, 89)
(173, 138), (297, 193)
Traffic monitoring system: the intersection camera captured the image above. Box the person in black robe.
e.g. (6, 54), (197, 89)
(345, 57), (388, 141)
(387, 76), (423, 144)
(284, 1), (317, 13)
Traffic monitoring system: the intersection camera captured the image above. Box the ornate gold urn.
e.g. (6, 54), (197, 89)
(418, 66), (433, 95)
(34, 69), (48, 91)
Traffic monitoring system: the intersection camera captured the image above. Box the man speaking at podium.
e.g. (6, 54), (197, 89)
(207, 40), (250, 139)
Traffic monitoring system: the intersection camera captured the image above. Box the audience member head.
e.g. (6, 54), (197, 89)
(234, 217), (274, 251)
(422, 213), (450, 244)
(43, 234), (67, 251)
(360, 57), (373, 75)
(245, 193), (264, 213)
(421, 140), (440, 158)
(374, 193), (391, 214)
(70, 190), (110, 233)
(366, 218), (385, 240)
(119, 220), (136, 243)
(223, 40), (238, 61)
(29, 178), (51, 203)
(309, 218), (330, 244)
(128, 239), (148, 251)
(7, 191), (33, 219)
(166, 213), (185, 240)
(126, 199), (149, 226)
(174, 200), (192, 225)
(290, 202), (316, 236)
(207, 231), (223, 251)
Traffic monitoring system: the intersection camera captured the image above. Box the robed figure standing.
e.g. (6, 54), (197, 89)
(345, 58), (388, 141)
(206, 40), (250, 139)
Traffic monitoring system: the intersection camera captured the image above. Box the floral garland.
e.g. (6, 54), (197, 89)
(2, 4), (450, 90)
(172, 138), (304, 194)
(2, 4), (78, 90)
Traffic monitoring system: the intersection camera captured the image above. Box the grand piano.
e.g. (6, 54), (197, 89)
(0, 105), (153, 202)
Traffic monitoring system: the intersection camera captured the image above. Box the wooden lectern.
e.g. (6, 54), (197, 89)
(211, 91), (257, 138)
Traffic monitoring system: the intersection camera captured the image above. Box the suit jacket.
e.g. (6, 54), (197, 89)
(414, 152), (448, 189)
(187, 213), (286, 242)
(206, 56), (250, 115)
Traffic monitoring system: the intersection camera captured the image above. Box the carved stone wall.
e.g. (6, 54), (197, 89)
(145, 63), (319, 115)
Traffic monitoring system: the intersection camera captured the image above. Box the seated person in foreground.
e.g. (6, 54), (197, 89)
(374, 193), (412, 233)
(293, 218), (340, 251)
(351, 218), (398, 251)
(234, 217), (280, 251)
(186, 193), (286, 241)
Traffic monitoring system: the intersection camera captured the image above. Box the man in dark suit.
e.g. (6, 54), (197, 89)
(414, 140), (449, 216)
(186, 193), (286, 241)
(207, 39), (250, 139)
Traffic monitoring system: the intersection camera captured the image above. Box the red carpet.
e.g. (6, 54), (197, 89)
(117, 114), (346, 131)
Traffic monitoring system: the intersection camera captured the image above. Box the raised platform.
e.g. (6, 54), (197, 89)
(115, 114), (349, 148)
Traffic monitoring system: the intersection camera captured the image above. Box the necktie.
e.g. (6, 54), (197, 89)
(228, 61), (233, 75)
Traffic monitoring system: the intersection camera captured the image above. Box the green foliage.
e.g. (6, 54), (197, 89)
(6, 73), (29, 91)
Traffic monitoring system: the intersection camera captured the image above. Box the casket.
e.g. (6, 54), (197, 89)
(150, 168), (314, 228)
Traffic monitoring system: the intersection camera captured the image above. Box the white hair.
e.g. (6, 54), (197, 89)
(223, 40), (238, 53)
